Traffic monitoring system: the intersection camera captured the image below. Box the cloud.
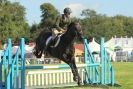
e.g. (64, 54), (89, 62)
(65, 3), (102, 17)
(89, 3), (102, 10)
(65, 3), (86, 17)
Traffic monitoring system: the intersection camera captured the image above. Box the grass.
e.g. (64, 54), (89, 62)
(111, 62), (133, 89)
(50, 62), (133, 89)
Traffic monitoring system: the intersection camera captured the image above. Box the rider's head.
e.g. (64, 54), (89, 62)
(64, 7), (72, 16)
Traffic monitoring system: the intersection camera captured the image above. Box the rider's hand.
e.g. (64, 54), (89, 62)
(60, 29), (66, 33)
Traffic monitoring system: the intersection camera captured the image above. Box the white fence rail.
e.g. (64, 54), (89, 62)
(25, 68), (85, 88)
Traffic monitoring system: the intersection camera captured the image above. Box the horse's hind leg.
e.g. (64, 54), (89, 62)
(68, 57), (82, 85)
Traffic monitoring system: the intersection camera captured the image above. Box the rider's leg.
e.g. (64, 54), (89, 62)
(44, 29), (57, 51)
(52, 29), (57, 40)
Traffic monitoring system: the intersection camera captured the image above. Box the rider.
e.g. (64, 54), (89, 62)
(52, 7), (72, 36)
(45, 7), (72, 50)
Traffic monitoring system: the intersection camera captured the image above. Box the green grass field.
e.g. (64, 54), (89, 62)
(52, 62), (133, 89)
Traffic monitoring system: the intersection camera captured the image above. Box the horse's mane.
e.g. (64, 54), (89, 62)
(67, 22), (78, 29)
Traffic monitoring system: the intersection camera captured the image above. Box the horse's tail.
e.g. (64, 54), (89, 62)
(33, 30), (52, 58)
(33, 45), (43, 58)
(33, 35), (44, 58)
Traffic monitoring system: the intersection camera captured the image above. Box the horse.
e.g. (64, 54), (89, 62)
(34, 22), (84, 85)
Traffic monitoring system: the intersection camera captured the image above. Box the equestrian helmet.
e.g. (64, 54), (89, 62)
(64, 7), (72, 14)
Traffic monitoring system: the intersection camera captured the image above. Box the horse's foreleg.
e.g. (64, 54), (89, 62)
(61, 53), (82, 85)
(68, 57), (82, 85)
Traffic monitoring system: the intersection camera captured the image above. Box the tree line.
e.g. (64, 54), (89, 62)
(0, 0), (133, 47)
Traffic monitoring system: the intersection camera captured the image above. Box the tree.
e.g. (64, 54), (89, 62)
(39, 3), (59, 29)
(0, 1), (30, 44)
(81, 9), (97, 18)
(30, 23), (39, 41)
(0, 0), (9, 4)
(81, 9), (98, 37)
(81, 9), (133, 41)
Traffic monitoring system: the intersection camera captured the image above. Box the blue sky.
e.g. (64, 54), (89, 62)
(10, 0), (133, 26)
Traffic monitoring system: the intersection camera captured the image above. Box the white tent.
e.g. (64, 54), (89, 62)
(12, 44), (35, 58)
(88, 38), (100, 62)
(89, 38), (100, 53)
(88, 38), (116, 62)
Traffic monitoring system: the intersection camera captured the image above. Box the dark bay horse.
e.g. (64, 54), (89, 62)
(34, 22), (84, 85)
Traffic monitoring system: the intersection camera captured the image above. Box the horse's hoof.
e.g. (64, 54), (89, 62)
(73, 76), (82, 85)
(77, 80), (82, 85)
(83, 80), (87, 84)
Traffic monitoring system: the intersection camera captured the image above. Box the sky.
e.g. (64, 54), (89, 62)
(10, 0), (133, 26)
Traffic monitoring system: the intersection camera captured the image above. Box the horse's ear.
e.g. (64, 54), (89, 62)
(74, 19), (80, 24)
(68, 21), (81, 29)
(77, 20), (80, 23)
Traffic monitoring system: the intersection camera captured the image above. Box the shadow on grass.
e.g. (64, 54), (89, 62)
(112, 83), (121, 88)
(106, 83), (121, 87)
(42, 83), (121, 89)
